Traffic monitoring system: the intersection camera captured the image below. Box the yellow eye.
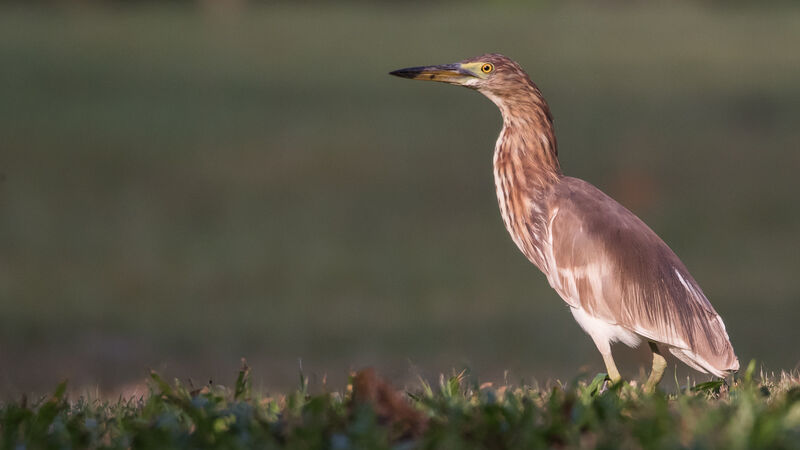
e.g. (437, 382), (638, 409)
(481, 63), (494, 73)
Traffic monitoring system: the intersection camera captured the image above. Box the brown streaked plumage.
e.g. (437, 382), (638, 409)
(390, 54), (738, 389)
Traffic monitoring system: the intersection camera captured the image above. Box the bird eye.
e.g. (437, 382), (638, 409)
(481, 63), (494, 74)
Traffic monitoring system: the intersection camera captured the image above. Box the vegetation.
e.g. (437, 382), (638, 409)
(3, 361), (800, 449)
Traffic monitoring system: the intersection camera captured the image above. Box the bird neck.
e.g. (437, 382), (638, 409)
(489, 85), (562, 269)
(490, 85), (562, 194)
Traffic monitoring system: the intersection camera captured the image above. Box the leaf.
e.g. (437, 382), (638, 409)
(691, 380), (724, 393)
(149, 370), (174, 397)
(744, 360), (757, 383)
(581, 373), (608, 402)
(52, 380), (68, 402)
(417, 376), (434, 399)
(234, 358), (251, 401)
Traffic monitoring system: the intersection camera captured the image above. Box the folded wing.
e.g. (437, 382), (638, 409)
(546, 178), (739, 376)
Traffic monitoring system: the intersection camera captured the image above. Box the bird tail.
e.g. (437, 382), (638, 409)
(667, 312), (739, 378)
(667, 347), (739, 378)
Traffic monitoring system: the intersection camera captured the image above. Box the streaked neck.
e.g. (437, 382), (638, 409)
(489, 83), (562, 194)
(489, 84), (562, 268)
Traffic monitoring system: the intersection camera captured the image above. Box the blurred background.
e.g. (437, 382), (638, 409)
(1, 1), (799, 397)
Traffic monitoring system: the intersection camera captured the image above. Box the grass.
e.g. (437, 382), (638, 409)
(3, 362), (800, 449)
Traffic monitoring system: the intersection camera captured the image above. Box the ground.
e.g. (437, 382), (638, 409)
(2, 361), (800, 449)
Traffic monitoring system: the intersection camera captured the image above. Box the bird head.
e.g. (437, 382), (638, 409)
(389, 53), (532, 99)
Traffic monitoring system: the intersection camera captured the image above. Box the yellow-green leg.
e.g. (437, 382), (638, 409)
(644, 342), (667, 392)
(601, 351), (622, 384)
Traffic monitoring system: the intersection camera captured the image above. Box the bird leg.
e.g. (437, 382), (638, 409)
(601, 351), (622, 384)
(644, 342), (667, 392)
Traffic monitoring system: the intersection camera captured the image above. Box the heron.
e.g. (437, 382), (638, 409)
(390, 54), (738, 390)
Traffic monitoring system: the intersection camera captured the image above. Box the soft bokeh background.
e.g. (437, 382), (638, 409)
(1, 1), (799, 396)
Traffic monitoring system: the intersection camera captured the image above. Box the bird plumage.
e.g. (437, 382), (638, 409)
(546, 178), (738, 377)
(391, 53), (738, 385)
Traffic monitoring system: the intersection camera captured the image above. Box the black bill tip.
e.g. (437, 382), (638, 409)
(389, 67), (425, 79)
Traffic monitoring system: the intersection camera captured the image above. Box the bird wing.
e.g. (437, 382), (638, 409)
(545, 177), (738, 374)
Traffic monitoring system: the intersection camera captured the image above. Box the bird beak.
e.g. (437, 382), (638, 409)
(389, 63), (474, 85)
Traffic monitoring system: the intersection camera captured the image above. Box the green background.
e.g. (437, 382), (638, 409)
(1, 2), (799, 396)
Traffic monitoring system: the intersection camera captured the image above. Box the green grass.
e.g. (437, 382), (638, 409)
(3, 363), (800, 449)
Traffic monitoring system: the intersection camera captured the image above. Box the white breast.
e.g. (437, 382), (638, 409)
(570, 306), (642, 352)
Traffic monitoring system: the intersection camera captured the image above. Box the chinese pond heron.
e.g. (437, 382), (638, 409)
(390, 54), (738, 390)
